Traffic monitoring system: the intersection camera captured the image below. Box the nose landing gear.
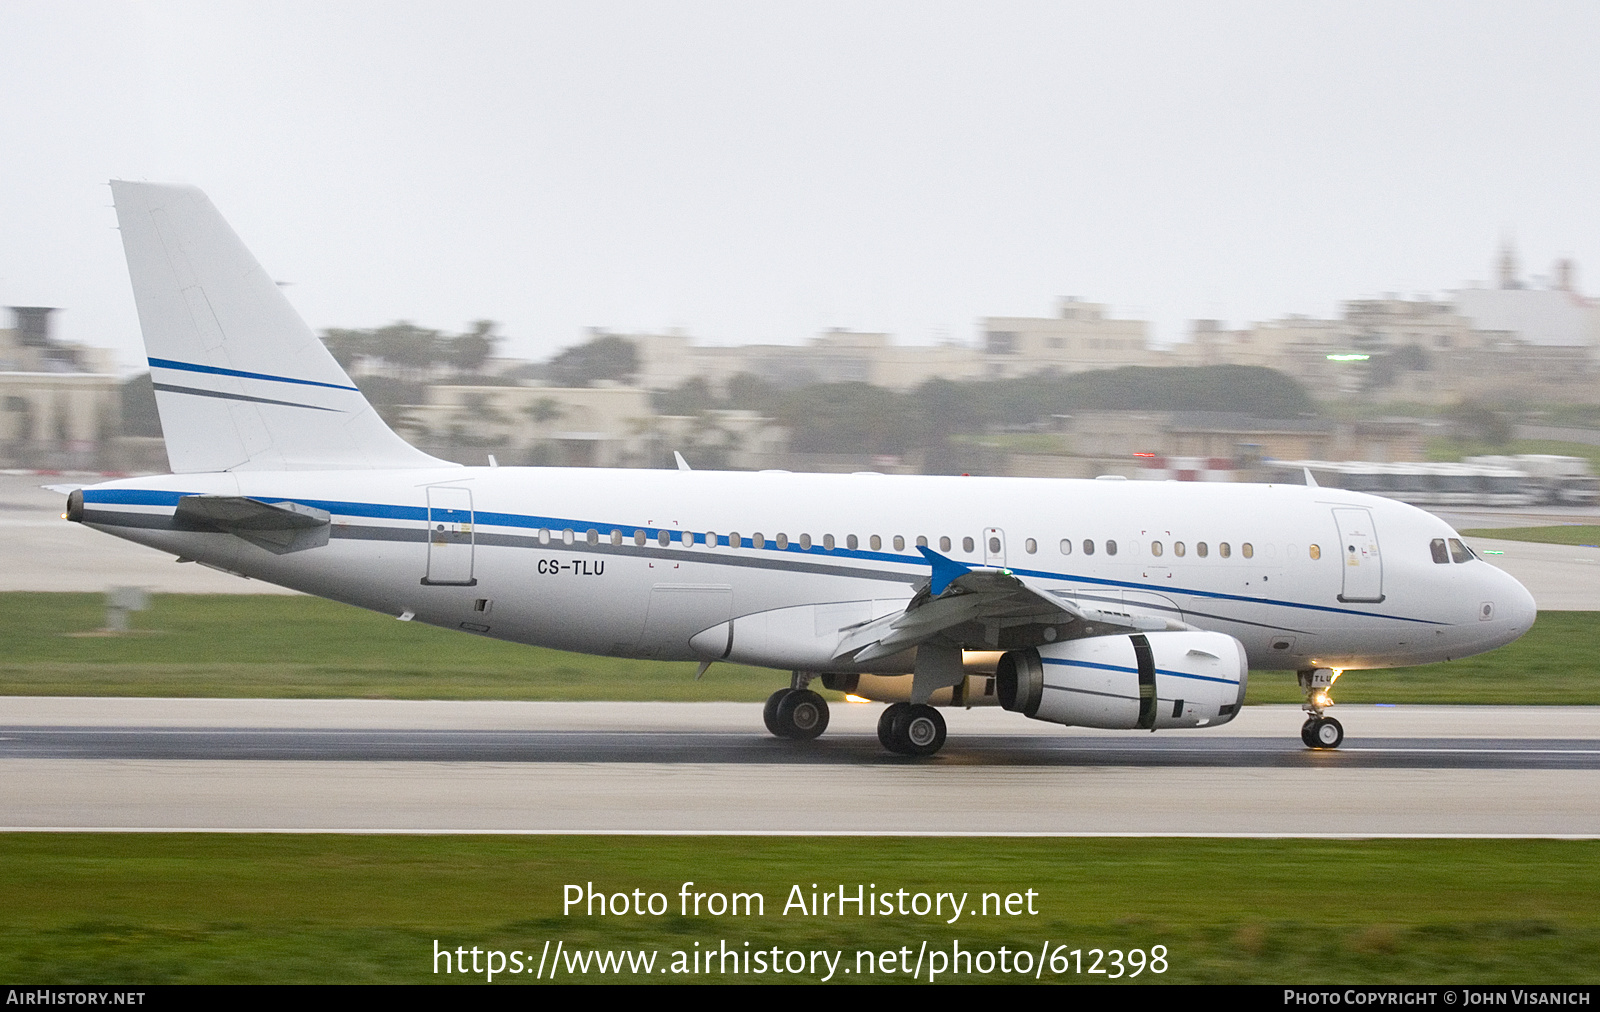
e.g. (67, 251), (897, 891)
(1297, 667), (1343, 750)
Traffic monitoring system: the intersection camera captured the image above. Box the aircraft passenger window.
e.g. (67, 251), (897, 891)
(1242, 543), (1254, 559)
(1174, 542), (1186, 558)
(988, 536), (1000, 554)
(633, 530), (646, 547)
(916, 536), (928, 548)
(1309, 544), (1321, 560)
(1106, 540), (1118, 556)
(608, 530), (621, 546)
(1151, 541), (1163, 557)
(847, 535), (859, 550)
(753, 533), (765, 549)
(1220, 542), (1231, 558)
(705, 531), (718, 548)
(893, 535), (905, 551)
(940, 536), (952, 552)
(587, 529), (600, 546)
(563, 529), (575, 546)
(869, 535), (881, 551)
(823, 534), (835, 550)
(1448, 538), (1472, 563)
(680, 531), (693, 545)
(658, 530), (670, 547)
(800, 534), (812, 550)
(1197, 542), (1209, 558)
(539, 529), (550, 545)
(963, 537), (976, 554)
(729, 532), (741, 549)
(1060, 539), (1072, 555)
(1083, 540), (1095, 556)
(1025, 538), (1037, 554)
(776, 533), (789, 549)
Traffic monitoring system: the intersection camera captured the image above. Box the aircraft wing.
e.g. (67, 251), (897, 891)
(833, 548), (1181, 663)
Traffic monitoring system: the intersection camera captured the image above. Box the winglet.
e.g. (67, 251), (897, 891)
(1303, 467), (1318, 487)
(674, 451), (692, 471)
(917, 545), (973, 596)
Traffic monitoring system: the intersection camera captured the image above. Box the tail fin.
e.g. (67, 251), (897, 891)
(110, 181), (448, 472)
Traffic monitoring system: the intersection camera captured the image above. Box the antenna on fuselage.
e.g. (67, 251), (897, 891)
(674, 451), (692, 471)
(1303, 467), (1319, 487)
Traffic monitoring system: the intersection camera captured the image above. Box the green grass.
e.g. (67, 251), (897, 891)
(0, 593), (789, 701)
(1, 834), (1597, 983)
(1461, 526), (1600, 547)
(1244, 611), (1600, 704)
(0, 593), (1594, 704)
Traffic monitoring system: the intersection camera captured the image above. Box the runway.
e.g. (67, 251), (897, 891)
(3, 699), (1599, 836)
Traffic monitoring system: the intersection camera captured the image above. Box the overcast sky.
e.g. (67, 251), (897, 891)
(3, 1), (1599, 372)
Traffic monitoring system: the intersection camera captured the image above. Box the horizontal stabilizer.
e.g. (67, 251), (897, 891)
(175, 495), (331, 554)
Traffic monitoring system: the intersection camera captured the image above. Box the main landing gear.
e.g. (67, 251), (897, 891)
(1298, 667), (1344, 750)
(877, 702), (947, 757)
(761, 673), (950, 757)
(763, 673), (830, 740)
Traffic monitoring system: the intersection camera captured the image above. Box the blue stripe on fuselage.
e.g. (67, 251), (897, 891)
(79, 487), (1444, 626)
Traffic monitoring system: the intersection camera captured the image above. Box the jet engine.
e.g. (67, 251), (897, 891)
(996, 631), (1247, 730)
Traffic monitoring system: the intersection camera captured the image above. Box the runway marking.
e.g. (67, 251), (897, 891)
(1344, 746), (1600, 755)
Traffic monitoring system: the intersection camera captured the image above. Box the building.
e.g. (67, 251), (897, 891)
(627, 296), (1158, 394)
(980, 297), (1155, 379)
(0, 307), (123, 469)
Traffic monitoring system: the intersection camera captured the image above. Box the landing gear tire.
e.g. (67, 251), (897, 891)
(881, 703), (947, 757)
(774, 689), (829, 740)
(763, 688), (792, 736)
(877, 702), (909, 750)
(1306, 716), (1343, 750)
(1300, 719), (1319, 749)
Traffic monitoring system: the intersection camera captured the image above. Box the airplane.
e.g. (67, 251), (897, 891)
(59, 182), (1538, 757)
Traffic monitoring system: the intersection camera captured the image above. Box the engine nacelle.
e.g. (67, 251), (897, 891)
(822, 672), (1001, 707)
(996, 631), (1248, 729)
(821, 651), (1005, 707)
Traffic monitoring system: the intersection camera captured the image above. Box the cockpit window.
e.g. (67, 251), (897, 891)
(1430, 538), (1449, 564)
(1448, 538), (1473, 563)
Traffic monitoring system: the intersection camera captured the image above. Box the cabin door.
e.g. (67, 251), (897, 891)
(424, 486), (476, 586)
(1332, 507), (1383, 603)
(983, 527), (1007, 568)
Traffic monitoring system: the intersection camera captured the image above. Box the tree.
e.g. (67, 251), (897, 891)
(1445, 400), (1512, 446)
(447, 320), (500, 377)
(777, 382), (917, 456)
(546, 334), (638, 387)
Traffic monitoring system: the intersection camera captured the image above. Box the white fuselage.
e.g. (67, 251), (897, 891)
(76, 467), (1537, 674)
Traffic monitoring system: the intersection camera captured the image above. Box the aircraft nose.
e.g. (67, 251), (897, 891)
(1495, 569), (1538, 642)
